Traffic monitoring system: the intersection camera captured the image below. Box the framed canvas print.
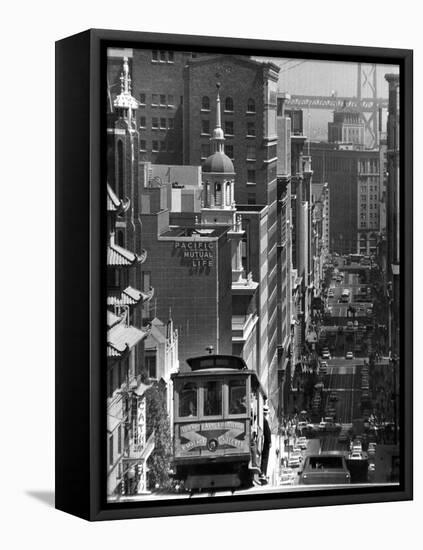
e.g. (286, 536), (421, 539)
(55, 29), (413, 521)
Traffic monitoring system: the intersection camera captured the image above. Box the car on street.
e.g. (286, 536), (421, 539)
(320, 361), (328, 374)
(298, 453), (351, 485)
(349, 451), (363, 460)
(297, 437), (308, 449)
(288, 452), (302, 468)
(321, 349), (331, 360)
(368, 442), (377, 455)
(280, 468), (296, 485)
(345, 351), (354, 359)
(297, 421), (308, 431)
(350, 440), (362, 453)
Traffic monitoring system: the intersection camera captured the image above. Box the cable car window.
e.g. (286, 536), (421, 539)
(203, 381), (222, 416)
(228, 379), (247, 414)
(179, 382), (197, 417)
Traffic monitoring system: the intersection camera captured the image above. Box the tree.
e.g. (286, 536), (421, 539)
(146, 382), (173, 490)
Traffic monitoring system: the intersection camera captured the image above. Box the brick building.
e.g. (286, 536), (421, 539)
(310, 142), (381, 255)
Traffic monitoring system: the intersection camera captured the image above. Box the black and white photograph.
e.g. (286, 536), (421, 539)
(105, 47), (403, 502)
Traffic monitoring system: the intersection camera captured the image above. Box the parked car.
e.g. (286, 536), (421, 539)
(350, 440), (362, 453)
(297, 437), (308, 450)
(368, 442), (377, 455)
(321, 350), (331, 360)
(349, 451), (363, 460)
(288, 452), (302, 468)
(345, 351), (354, 359)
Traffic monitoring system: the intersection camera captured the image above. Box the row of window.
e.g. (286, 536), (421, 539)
(140, 140), (176, 153)
(201, 95), (256, 113)
(200, 143), (257, 161)
(139, 93), (176, 107)
(201, 119), (256, 136)
(360, 222), (379, 228)
(140, 116), (175, 130)
(360, 212), (379, 220)
(360, 185), (379, 192)
(151, 50), (174, 63)
(178, 379), (246, 418)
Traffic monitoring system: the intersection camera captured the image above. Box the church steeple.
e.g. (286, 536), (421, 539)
(211, 83), (225, 154)
(113, 57), (139, 126)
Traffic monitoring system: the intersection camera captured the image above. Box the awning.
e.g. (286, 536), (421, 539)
(107, 323), (148, 357)
(107, 242), (146, 267)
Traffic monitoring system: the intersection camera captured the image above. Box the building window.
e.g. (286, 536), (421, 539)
(225, 144), (234, 159)
(247, 122), (256, 136)
(160, 50), (167, 62)
(139, 93), (146, 105)
(246, 144), (256, 160)
(139, 116), (146, 128)
(160, 117), (167, 129)
(225, 120), (234, 136)
(160, 94), (167, 106)
(247, 98), (255, 113)
(225, 97), (234, 112)
(140, 140), (146, 151)
(145, 352), (157, 379)
(109, 435), (114, 466)
(152, 50), (158, 62)
(201, 143), (210, 159)
(201, 120), (210, 135)
(117, 231), (124, 246)
(201, 96), (210, 111)
(168, 118), (174, 129)
(168, 94), (174, 106)
(152, 140), (159, 152)
(247, 192), (256, 205)
(152, 117), (159, 129)
(160, 140), (166, 151)
(152, 94), (159, 106)
(117, 426), (122, 455)
(167, 51), (174, 63)
(247, 169), (256, 183)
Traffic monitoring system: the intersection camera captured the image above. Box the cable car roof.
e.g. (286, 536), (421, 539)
(171, 355), (267, 398)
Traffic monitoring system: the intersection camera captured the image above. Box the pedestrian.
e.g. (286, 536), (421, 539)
(260, 405), (272, 483)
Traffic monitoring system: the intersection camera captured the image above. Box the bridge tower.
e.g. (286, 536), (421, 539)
(357, 63), (379, 148)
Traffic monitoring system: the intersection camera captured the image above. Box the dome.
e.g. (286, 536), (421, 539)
(202, 152), (235, 174)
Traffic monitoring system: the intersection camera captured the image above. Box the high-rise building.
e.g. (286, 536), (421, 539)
(311, 142), (380, 255)
(328, 107), (365, 147)
(385, 73), (400, 355)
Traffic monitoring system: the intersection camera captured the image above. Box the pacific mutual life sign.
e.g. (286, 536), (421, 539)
(174, 241), (214, 268)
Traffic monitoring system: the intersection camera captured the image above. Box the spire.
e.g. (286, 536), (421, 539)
(216, 83), (222, 130)
(113, 57), (138, 112)
(120, 57), (131, 95)
(211, 83), (225, 154)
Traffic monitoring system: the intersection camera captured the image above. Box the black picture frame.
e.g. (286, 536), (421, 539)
(55, 28), (413, 521)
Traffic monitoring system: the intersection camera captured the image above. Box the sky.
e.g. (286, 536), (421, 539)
(254, 58), (399, 141)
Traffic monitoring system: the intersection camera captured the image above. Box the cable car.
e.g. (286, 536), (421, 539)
(171, 355), (267, 491)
